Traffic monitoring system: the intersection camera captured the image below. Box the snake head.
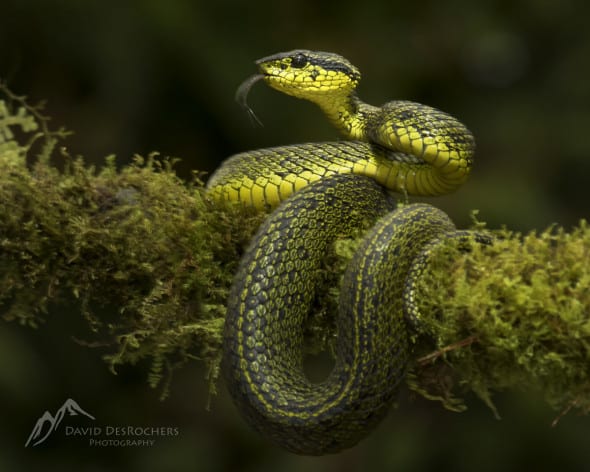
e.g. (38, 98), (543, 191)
(254, 49), (361, 100)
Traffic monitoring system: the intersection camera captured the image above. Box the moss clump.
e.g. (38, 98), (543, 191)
(0, 85), (264, 398)
(410, 224), (590, 419)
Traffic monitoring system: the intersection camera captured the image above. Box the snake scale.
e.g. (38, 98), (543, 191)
(206, 50), (479, 455)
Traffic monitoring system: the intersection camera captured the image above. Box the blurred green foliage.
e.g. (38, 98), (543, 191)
(1, 0), (590, 471)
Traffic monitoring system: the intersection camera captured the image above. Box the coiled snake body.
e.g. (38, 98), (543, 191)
(207, 50), (477, 455)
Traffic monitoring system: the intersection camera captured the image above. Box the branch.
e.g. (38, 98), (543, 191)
(1, 87), (588, 421)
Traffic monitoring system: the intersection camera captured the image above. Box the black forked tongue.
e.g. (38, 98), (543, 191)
(235, 73), (264, 127)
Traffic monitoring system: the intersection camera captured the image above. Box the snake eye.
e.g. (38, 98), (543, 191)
(291, 53), (308, 68)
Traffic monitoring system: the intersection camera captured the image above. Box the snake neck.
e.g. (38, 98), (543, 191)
(313, 92), (379, 141)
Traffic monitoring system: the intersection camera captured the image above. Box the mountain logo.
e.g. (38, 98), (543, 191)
(25, 398), (95, 447)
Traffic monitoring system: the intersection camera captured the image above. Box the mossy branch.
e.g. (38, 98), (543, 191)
(407, 226), (590, 420)
(1, 87), (589, 421)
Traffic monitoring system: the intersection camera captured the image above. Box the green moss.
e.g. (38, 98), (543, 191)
(410, 223), (590, 419)
(0, 86), (264, 398)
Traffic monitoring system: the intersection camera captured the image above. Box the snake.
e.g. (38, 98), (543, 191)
(206, 49), (478, 455)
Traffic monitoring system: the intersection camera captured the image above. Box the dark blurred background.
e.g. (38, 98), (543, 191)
(1, 1), (589, 471)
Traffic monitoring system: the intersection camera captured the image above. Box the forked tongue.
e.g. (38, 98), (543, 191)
(235, 73), (265, 127)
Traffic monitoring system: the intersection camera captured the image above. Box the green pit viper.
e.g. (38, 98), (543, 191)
(206, 49), (484, 455)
